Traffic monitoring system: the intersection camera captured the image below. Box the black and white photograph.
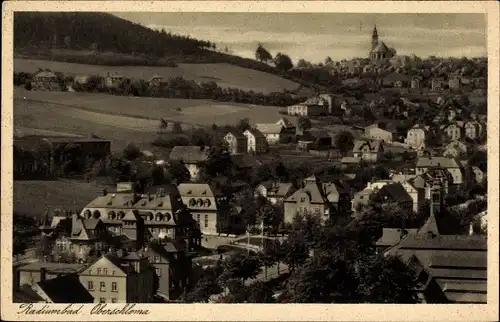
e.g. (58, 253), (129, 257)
(2, 1), (499, 321)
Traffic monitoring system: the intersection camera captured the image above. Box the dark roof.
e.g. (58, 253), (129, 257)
(245, 128), (266, 139)
(377, 183), (412, 203)
(36, 274), (94, 303)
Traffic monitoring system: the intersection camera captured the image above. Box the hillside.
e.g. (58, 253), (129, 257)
(14, 12), (334, 92)
(14, 12), (211, 56)
(15, 58), (308, 95)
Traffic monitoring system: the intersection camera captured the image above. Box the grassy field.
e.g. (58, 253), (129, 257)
(15, 58), (308, 95)
(13, 88), (296, 152)
(13, 179), (110, 218)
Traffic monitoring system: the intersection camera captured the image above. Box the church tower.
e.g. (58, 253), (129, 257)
(371, 25), (379, 50)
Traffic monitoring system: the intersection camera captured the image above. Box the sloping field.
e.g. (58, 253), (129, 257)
(14, 88), (291, 127)
(13, 89), (294, 151)
(14, 180), (109, 217)
(15, 58), (306, 94)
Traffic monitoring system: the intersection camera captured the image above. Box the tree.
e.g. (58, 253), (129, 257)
(167, 161), (190, 183)
(13, 235), (27, 257)
(281, 250), (359, 303)
(469, 150), (487, 172)
(182, 266), (223, 303)
(172, 122), (183, 134)
(255, 44), (272, 63)
(218, 253), (263, 284)
(298, 116), (312, 132)
(334, 131), (355, 156)
(123, 143), (141, 161)
(274, 52), (294, 71)
(357, 255), (420, 303)
(159, 118), (168, 134)
(280, 230), (309, 272)
(236, 118), (251, 132)
(324, 56), (333, 65)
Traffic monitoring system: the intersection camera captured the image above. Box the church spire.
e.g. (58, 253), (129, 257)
(372, 25), (379, 50)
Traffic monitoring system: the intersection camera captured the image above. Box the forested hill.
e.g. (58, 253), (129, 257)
(14, 12), (214, 56)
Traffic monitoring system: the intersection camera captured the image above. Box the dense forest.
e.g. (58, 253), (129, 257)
(14, 12), (342, 91)
(14, 12), (213, 56)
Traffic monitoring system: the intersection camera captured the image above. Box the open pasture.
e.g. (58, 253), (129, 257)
(13, 179), (110, 218)
(15, 58), (306, 95)
(15, 88), (292, 127)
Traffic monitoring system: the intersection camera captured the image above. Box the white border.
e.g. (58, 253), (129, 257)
(1, 2), (499, 321)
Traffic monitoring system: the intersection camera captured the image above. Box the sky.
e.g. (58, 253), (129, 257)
(113, 13), (486, 63)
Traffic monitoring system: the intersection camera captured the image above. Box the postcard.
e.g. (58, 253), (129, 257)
(1, 1), (499, 321)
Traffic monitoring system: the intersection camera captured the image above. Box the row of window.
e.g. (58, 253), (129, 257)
(99, 297), (118, 303)
(195, 214), (209, 228)
(88, 281), (118, 292)
(89, 268), (116, 276)
(188, 198), (212, 208)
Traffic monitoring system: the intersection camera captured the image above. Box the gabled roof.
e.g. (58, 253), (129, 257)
(224, 130), (246, 139)
(286, 182), (326, 204)
(244, 128), (266, 139)
(169, 146), (210, 163)
(418, 213), (441, 237)
(372, 41), (390, 53)
(377, 183), (413, 203)
(276, 117), (296, 129)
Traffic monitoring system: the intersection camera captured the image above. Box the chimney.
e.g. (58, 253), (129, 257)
(102, 189), (108, 196)
(40, 268), (47, 282)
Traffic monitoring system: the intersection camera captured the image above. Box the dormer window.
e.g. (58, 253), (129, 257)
(164, 213), (171, 221)
(197, 199), (203, 207)
(204, 199), (211, 207)
(189, 199), (196, 207)
(158, 202), (163, 207)
(155, 213), (163, 222)
(108, 211), (116, 220)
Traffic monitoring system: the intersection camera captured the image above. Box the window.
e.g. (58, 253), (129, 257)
(204, 214), (209, 228)
(100, 281), (106, 292)
(97, 268), (101, 275)
(103, 268), (108, 275)
(88, 281), (94, 290)
(111, 298), (117, 303)
(154, 256), (160, 263)
(156, 268), (162, 277)
(314, 208), (320, 214)
(100, 297), (106, 303)
(112, 270), (116, 276)
(111, 282), (117, 292)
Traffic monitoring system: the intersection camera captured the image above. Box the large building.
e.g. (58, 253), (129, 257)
(169, 146), (210, 181)
(376, 215), (487, 304)
(177, 183), (231, 235)
(369, 26), (396, 63)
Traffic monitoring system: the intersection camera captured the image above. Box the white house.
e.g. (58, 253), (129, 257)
(255, 123), (284, 145)
(243, 129), (268, 154)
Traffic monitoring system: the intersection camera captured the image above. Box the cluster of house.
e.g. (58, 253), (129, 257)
(327, 26), (487, 94)
(14, 182), (208, 303)
(29, 71), (129, 92)
(375, 212), (487, 304)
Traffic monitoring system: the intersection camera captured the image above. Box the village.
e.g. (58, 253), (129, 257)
(12, 23), (488, 304)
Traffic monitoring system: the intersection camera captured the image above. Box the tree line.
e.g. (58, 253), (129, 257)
(15, 70), (307, 108)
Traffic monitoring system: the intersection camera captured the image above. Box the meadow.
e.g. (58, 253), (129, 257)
(13, 179), (111, 218)
(14, 58), (308, 95)
(14, 88), (296, 151)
